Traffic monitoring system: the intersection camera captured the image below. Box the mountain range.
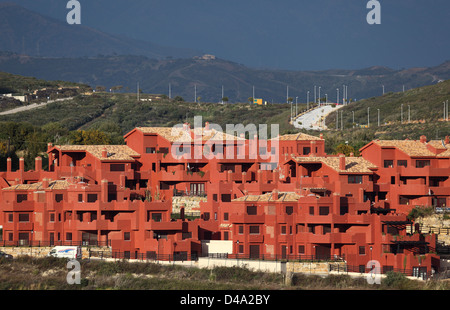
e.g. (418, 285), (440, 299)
(0, 2), (200, 59)
(0, 2), (449, 103)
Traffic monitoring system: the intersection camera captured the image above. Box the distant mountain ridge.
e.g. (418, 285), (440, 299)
(0, 2), (449, 103)
(0, 52), (448, 103)
(0, 2), (201, 59)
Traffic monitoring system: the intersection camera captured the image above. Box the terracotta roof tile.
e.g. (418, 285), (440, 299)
(232, 192), (302, 202)
(373, 140), (436, 157)
(292, 156), (377, 173)
(136, 127), (244, 143)
(56, 145), (139, 161)
(3, 180), (72, 191)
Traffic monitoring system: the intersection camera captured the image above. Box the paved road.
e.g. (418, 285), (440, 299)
(293, 104), (342, 131)
(0, 97), (74, 116)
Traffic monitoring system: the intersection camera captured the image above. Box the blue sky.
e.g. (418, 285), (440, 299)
(7, 0), (450, 70)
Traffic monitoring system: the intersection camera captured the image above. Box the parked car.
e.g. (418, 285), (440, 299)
(0, 251), (13, 259)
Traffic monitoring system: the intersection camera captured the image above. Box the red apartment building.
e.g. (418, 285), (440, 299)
(0, 124), (447, 277)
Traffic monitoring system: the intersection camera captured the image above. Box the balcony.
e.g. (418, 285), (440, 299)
(229, 213), (265, 224)
(159, 169), (209, 182)
(398, 184), (428, 196)
(144, 220), (183, 231)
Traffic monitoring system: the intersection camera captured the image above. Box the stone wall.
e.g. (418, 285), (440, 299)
(172, 196), (206, 216)
(0, 246), (110, 259)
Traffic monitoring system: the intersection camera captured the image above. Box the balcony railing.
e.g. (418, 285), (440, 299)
(173, 189), (207, 197)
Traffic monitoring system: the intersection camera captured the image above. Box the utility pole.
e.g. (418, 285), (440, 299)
(341, 110), (343, 130)
(352, 111), (355, 128)
(408, 105), (411, 123)
(337, 88), (339, 106)
(318, 87), (321, 105)
(368, 107), (370, 127)
(137, 82), (140, 101)
(307, 91), (310, 110)
(169, 83), (171, 99)
(336, 111), (339, 130)
(314, 86), (316, 105)
(377, 109), (380, 127)
(194, 84), (197, 103)
(401, 104), (403, 124)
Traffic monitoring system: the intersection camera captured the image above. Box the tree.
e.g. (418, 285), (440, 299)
(173, 96), (184, 102)
(69, 129), (112, 145)
(334, 143), (357, 157)
(248, 97), (254, 104)
(222, 96), (229, 103)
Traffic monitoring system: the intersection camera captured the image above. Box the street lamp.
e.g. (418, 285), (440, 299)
(377, 109), (380, 127)
(307, 91), (310, 110)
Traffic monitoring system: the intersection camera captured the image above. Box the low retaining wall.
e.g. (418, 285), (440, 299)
(0, 246), (110, 259)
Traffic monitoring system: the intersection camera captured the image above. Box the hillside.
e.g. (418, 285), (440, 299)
(316, 80), (450, 154)
(0, 71), (90, 94)
(0, 2), (200, 59)
(0, 51), (449, 104)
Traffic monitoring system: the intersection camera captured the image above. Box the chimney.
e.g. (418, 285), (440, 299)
(272, 189), (279, 200)
(242, 171), (247, 183)
(320, 133), (324, 139)
(35, 156), (42, 171)
(6, 157), (11, 172)
(420, 135), (427, 143)
(310, 140), (316, 155)
(339, 154), (346, 170)
(19, 157), (24, 172)
(42, 178), (49, 188)
(445, 136), (450, 145)
(350, 152), (354, 157)
(102, 148), (108, 158)
(47, 142), (53, 152)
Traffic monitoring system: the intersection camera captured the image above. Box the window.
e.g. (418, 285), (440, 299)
(384, 160), (394, 168)
(319, 206), (329, 216)
(348, 175), (363, 184)
(359, 246), (366, 255)
(151, 213), (162, 222)
(309, 206), (315, 215)
(50, 213), (55, 222)
(55, 194), (64, 203)
(399, 196), (410, 205)
(398, 160), (407, 167)
(221, 194), (231, 202)
(17, 194), (27, 203)
(298, 245), (305, 254)
(238, 225), (244, 234)
(223, 212), (229, 221)
(416, 160), (430, 168)
(7, 213), (13, 222)
(303, 147), (311, 155)
(18, 213), (30, 222)
(203, 212), (210, 221)
(110, 164), (125, 172)
(124, 232), (131, 241)
(281, 225), (287, 235)
(249, 226), (260, 234)
(286, 206), (294, 215)
(247, 206), (257, 215)
(87, 194), (98, 203)
(159, 148), (169, 154)
(145, 147), (156, 154)
(66, 233), (72, 241)
(78, 194), (83, 202)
